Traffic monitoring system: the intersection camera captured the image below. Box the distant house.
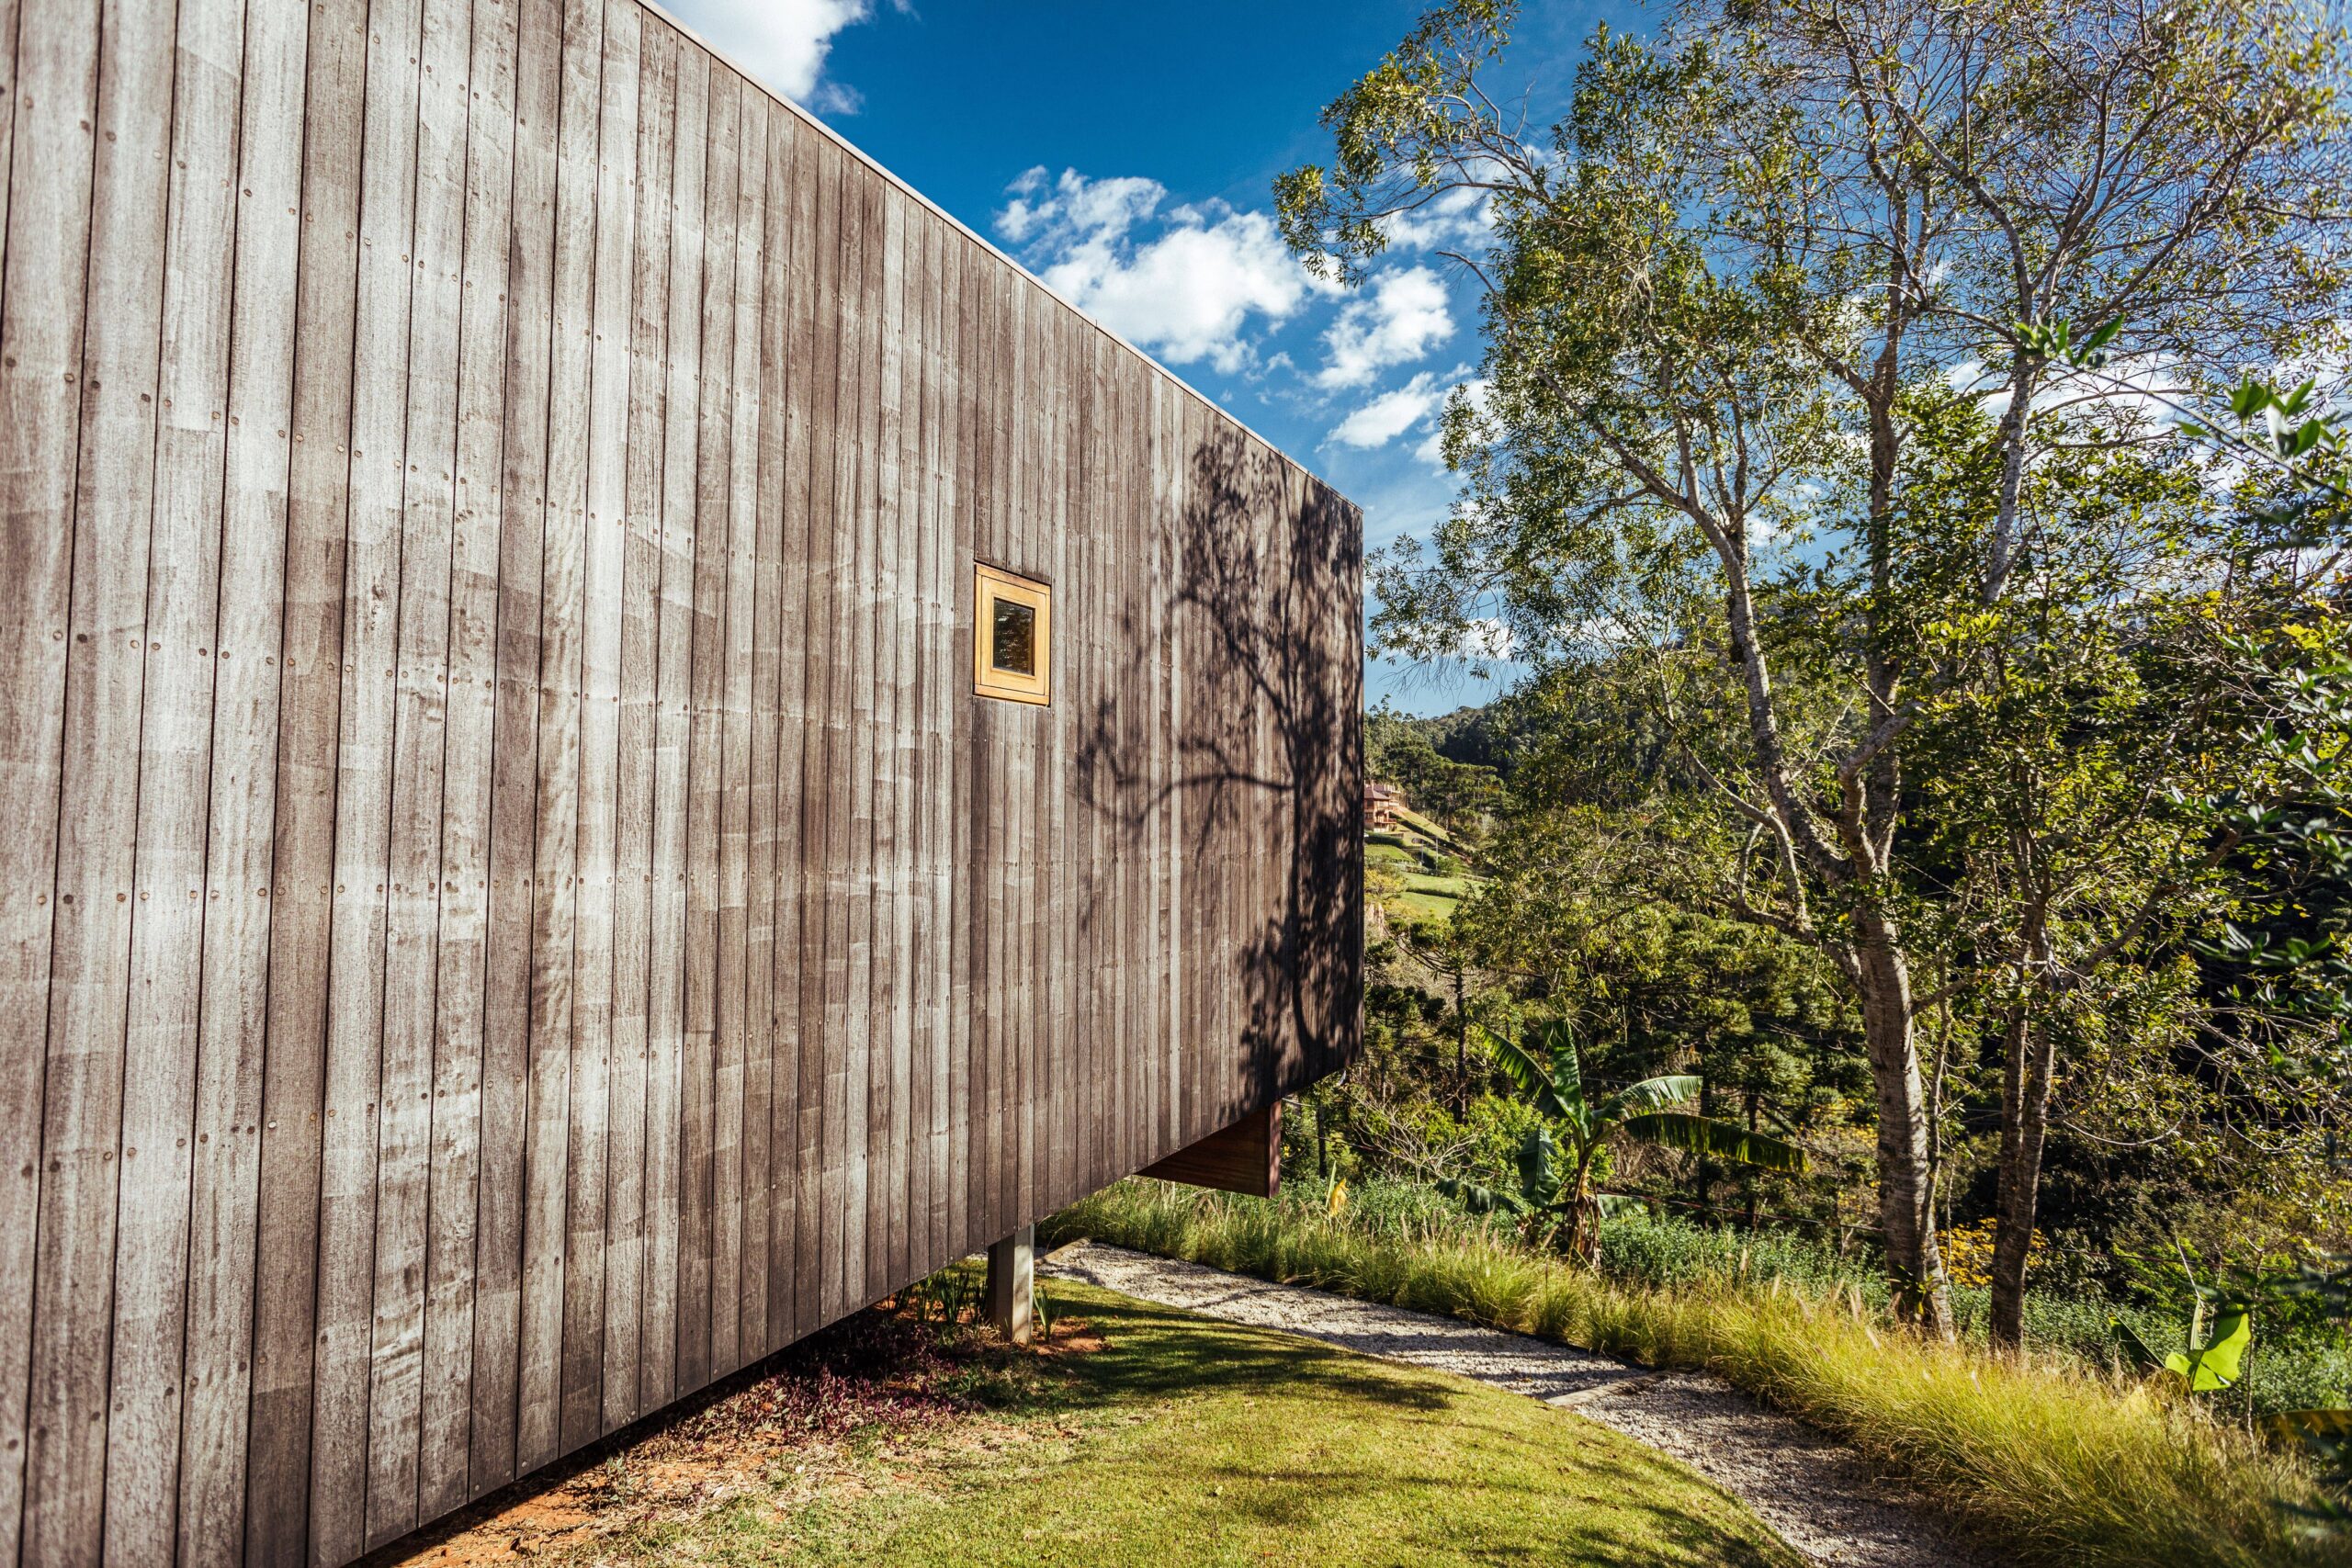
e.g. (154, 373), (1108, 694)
(1366, 781), (1407, 830)
(0, 1), (1363, 1562)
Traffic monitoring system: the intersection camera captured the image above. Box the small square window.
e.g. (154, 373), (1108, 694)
(974, 563), (1051, 705)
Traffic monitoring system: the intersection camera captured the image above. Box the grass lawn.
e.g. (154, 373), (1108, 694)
(1388, 873), (1471, 925)
(1390, 888), (1464, 923)
(390, 1279), (1801, 1567)
(1051, 1181), (2352, 1568)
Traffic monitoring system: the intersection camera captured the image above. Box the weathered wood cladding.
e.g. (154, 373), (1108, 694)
(0, 0), (1363, 1563)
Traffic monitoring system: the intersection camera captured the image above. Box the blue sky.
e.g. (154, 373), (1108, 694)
(660, 0), (1638, 715)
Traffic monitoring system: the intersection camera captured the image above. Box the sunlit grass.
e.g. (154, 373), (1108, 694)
(594, 1280), (1800, 1567)
(1045, 1179), (2352, 1568)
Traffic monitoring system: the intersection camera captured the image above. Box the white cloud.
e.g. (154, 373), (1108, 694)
(669, 0), (888, 111)
(1459, 617), (1515, 661)
(1329, 372), (1445, 448)
(995, 166), (1166, 244)
(1317, 265), (1454, 389)
(998, 168), (1334, 376)
(1377, 184), (1494, 251)
(1330, 371), (1487, 457)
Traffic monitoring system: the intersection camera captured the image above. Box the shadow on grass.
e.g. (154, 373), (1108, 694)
(366, 1279), (1798, 1568)
(973, 1281), (1797, 1568)
(1034, 1293), (1455, 1415)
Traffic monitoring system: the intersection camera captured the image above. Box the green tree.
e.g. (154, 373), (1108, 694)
(1278, 0), (2348, 1336)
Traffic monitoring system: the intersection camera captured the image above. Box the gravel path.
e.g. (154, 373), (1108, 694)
(1042, 1241), (1986, 1568)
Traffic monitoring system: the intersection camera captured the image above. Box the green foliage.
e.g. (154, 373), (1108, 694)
(1290, 0), (2352, 1334)
(2116, 1304), (2257, 1393)
(1049, 1181), (2346, 1568)
(1365, 704), (1507, 838)
(1438, 1020), (1806, 1257)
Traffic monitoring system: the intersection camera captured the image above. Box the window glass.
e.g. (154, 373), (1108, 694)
(991, 598), (1036, 676)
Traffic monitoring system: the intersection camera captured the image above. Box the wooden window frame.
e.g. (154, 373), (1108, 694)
(974, 562), (1052, 705)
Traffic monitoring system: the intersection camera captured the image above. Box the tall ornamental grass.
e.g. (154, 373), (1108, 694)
(1043, 1179), (2352, 1568)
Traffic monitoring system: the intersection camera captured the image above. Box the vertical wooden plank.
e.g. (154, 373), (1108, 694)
(898, 195), (928, 1290)
(1176, 397), (1204, 1147)
(515, 0), (604, 1477)
(1097, 321), (1120, 1201)
(712, 77), (765, 1377)
(1103, 330), (1125, 1189)
(978, 276), (1008, 1249)
(560, 0), (637, 1457)
(307, 0), (426, 1551)
(15, 1), (163, 1561)
(1078, 319), (1101, 1203)
(0, 0), (62, 1546)
(1115, 348), (1138, 1184)
(1087, 310), (1109, 1205)
(1003, 269), (1029, 1238)
(933, 224), (967, 1269)
(981, 262), (1013, 1252)
(605, 10), (674, 1438)
(944, 237), (977, 1267)
(1114, 337), (1136, 1188)
(897, 205), (928, 1284)
(471, 0), (562, 1498)
(960, 248), (991, 1263)
(1135, 361), (1159, 1174)
(890, 202), (923, 1289)
(640, 34), (707, 1418)
(1215, 408), (1238, 1134)
(911, 211), (945, 1278)
(865, 184), (904, 1303)
(176, 0), (310, 1557)
(97, 0), (243, 1555)
(917, 215), (953, 1273)
(789, 125), (839, 1346)
(246, 0), (368, 1551)
(1011, 285), (1039, 1230)
(361, 0), (471, 1540)
(816, 141), (863, 1326)
(740, 91), (784, 1364)
(1154, 380), (1182, 1161)
(1087, 324), (1113, 1197)
(678, 66), (739, 1392)
(761, 100), (808, 1350)
(1046, 308), (1072, 1212)
(417, 0), (518, 1519)
(841, 161), (882, 1313)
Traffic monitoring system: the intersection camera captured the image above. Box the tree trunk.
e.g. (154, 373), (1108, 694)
(1984, 368), (2040, 604)
(1851, 914), (1954, 1337)
(1990, 1006), (2058, 1355)
(1697, 1077), (1715, 1215)
(1453, 965), (1469, 1117)
(1745, 1090), (1761, 1233)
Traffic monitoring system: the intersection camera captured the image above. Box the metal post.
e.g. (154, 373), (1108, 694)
(986, 1224), (1034, 1345)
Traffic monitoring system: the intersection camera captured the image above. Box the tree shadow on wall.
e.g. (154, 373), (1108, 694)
(1070, 421), (1363, 1125)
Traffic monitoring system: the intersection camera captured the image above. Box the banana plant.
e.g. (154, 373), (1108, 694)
(2113, 1304), (2254, 1392)
(2111, 1245), (2256, 1393)
(1438, 1021), (1808, 1262)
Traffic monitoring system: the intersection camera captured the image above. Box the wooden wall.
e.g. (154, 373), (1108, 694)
(0, 0), (1363, 1562)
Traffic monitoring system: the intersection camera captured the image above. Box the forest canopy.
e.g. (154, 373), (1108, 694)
(1289, 0), (2352, 1351)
